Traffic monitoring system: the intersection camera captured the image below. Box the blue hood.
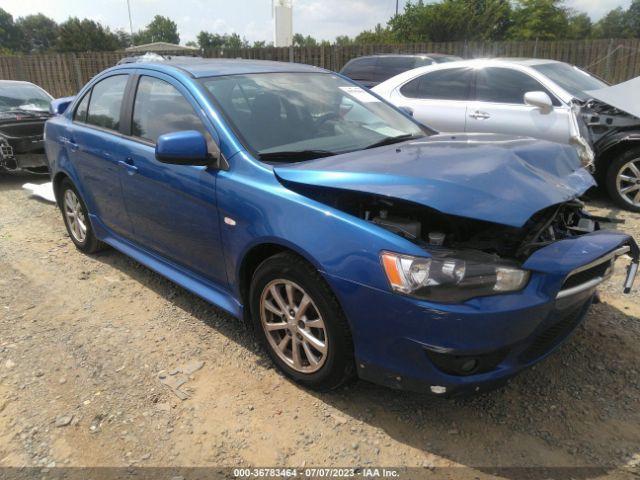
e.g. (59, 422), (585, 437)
(274, 133), (595, 228)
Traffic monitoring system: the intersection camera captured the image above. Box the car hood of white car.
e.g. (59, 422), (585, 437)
(585, 76), (640, 119)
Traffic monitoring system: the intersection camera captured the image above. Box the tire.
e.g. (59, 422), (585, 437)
(605, 147), (640, 212)
(59, 178), (106, 253)
(249, 252), (355, 391)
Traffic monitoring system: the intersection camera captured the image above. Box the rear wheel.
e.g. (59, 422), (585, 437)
(59, 178), (106, 253)
(605, 148), (640, 212)
(249, 252), (355, 391)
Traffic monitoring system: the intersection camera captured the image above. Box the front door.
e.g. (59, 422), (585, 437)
(466, 67), (572, 144)
(117, 73), (227, 285)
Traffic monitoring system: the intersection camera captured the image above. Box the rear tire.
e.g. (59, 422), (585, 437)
(59, 178), (106, 254)
(605, 147), (640, 212)
(249, 252), (355, 391)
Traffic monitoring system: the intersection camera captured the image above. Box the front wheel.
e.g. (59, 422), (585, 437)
(249, 252), (355, 391)
(605, 148), (640, 212)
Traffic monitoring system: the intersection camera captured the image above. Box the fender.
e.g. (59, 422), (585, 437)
(594, 129), (640, 157)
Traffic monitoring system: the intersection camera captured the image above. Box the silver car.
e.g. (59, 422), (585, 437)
(373, 58), (640, 212)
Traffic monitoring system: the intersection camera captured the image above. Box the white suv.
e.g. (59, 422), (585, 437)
(373, 58), (640, 211)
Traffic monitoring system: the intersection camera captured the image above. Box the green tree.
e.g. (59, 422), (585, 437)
(334, 35), (353, 46)
(15, 14), (58, 53)
(56, 17), (121, 52)
(629, 0), (640, 37)
(292, 33), (318, 47)
(133, 15), (179, 45)
(196, 31), (249, 51)
(114, 29), (132, 49)
(593, 7), (633, 38)
(566, 11), (592, 39)
(355, 24), (395, 44)
(0, 8), (20, 53)
(388, 0), (512, 43)
(509, 0), (570, 40)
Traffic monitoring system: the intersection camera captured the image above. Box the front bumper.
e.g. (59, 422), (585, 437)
(0, 142), (48, 170)
(325, 230), (637, 396)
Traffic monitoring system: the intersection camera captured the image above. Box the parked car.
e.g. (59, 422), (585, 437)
(372, 58), (640, 212)
(0, 80), (53, 173)
(45, 59), (638, 396)
(339, 54), (461, 89)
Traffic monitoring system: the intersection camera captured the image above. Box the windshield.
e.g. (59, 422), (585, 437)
(0, 83), (52, 113)
(531, 62), (608, 100)
(200, 72), (427, 161)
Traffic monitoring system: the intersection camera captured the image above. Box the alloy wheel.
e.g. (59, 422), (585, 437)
(616, 158), (640, 208)
(259, 279), (328, 373)
(64, 189), (87, 243)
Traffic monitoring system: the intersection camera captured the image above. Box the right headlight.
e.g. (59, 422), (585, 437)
(381, 251), (530, 303)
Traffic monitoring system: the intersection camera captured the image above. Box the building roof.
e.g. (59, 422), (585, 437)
(125, 42), (198, 53)
(118, 58), (326, 78)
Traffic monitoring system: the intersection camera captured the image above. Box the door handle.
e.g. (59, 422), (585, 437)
(118, 158), (138, 175)
(60, 136), (79, 151)
(469, 111), (491, 120)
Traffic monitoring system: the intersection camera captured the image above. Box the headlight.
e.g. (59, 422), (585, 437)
(381, 251), (530, 303)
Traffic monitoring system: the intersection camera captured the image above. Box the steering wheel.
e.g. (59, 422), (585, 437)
(314, 112), (341, 128)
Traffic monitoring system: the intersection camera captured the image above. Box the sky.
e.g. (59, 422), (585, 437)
(0, 0), (633, 45)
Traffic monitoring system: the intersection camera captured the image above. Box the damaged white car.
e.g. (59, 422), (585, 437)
(372, 58), (640, 211)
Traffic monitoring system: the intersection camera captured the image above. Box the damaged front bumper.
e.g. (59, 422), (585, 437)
(0, 141), (48, 171)
(325, 230), (638, 396)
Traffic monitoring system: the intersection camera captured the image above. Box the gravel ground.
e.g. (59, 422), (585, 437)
(1, 172), (640, 479)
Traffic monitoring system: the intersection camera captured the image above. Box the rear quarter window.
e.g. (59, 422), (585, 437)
(340, 57), (378, 80)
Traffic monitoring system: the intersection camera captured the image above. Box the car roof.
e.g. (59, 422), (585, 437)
(0, 80), (40, 86)
(112, 58), (327, 78)
(430, 57), (563, 67)
(349, 53), (456, 60)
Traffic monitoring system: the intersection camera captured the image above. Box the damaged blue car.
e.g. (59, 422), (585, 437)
(45, 59), (639, 396)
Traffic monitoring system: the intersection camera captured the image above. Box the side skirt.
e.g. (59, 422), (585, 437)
(91, 214), (243, 320)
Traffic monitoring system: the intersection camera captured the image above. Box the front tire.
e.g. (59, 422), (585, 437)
(605, 147), (640, 212)
(249, 252), (355, 391)
(59, 178), (106, 253)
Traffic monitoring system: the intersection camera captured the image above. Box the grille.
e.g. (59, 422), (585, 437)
(561, 260), (612, 290)
(519, 304), (586, 363)
(0, 143), (13, 159)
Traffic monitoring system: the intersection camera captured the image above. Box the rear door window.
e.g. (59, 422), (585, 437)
(400, 68), (472, 100)
(475, 67), (560, 105)
(85, 75), (128, 131)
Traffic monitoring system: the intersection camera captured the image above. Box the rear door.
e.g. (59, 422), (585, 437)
(467, 67), (572, 143)
(390, 67), (473, 132)
(116, 72), (227, 285)
(68, 74), (133, 237)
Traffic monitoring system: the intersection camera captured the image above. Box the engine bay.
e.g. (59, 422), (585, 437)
(286, 182), (606, 263)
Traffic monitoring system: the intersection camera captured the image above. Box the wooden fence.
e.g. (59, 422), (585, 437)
(1, 39), (640, 98)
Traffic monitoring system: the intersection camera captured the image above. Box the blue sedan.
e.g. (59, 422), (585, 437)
(45, 59), (639, 396)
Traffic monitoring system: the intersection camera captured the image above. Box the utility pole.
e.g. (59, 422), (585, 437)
(395, 0), (399, 16)
(126, 0), (134, 38)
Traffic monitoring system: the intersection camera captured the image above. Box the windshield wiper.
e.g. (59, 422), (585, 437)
(364, 134), (421, 150)
(258, 149), (336, 162)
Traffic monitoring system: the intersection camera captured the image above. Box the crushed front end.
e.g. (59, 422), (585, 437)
(314, 190), (638, 396)
(0, 116), (50, 173)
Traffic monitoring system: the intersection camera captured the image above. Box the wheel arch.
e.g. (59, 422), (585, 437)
(52, 171), (71, 206)
(237, 241), (330, 320)
(595, 134), (640, 182)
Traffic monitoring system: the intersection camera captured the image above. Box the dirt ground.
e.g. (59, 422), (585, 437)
(1, 171), (640, 479)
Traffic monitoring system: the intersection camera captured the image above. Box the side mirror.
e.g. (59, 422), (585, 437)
(524, 91), (553, 114)
(50, 96), (75, 115)
(398, 106), (414, 117)
(155, 130), (211, 166)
